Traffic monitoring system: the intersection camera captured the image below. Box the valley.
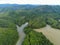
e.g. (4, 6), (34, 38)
(0, 4), (60, 45)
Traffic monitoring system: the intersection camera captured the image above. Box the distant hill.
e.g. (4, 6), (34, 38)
(0, 4), (38, 12)
(0, 4), (60, 13)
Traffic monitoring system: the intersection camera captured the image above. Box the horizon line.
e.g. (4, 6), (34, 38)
(0, 3), (60, 5)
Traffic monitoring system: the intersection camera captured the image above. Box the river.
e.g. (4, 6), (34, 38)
(16, 22), (28, 45)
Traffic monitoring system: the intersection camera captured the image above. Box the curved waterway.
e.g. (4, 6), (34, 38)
(16, 22), (28, 45)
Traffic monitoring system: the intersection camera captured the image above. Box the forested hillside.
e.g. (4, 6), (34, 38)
(0, 4), (60, 45)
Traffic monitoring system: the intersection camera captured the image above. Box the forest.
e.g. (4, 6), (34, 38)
(22, 27), (53, 45)
(0, 4), (60, 45)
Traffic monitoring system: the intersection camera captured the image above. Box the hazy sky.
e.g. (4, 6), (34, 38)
(0, 0), (60, 5)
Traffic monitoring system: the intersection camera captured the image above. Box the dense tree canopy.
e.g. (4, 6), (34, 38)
(0, 4), (60, 45)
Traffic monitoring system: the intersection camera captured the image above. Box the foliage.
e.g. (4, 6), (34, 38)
(0, 28), (18, 45)
(23, 28), (53, 45)
(0, 5), (60, 45)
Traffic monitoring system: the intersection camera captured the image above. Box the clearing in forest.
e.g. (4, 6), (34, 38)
(34, 25), (60, 45)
